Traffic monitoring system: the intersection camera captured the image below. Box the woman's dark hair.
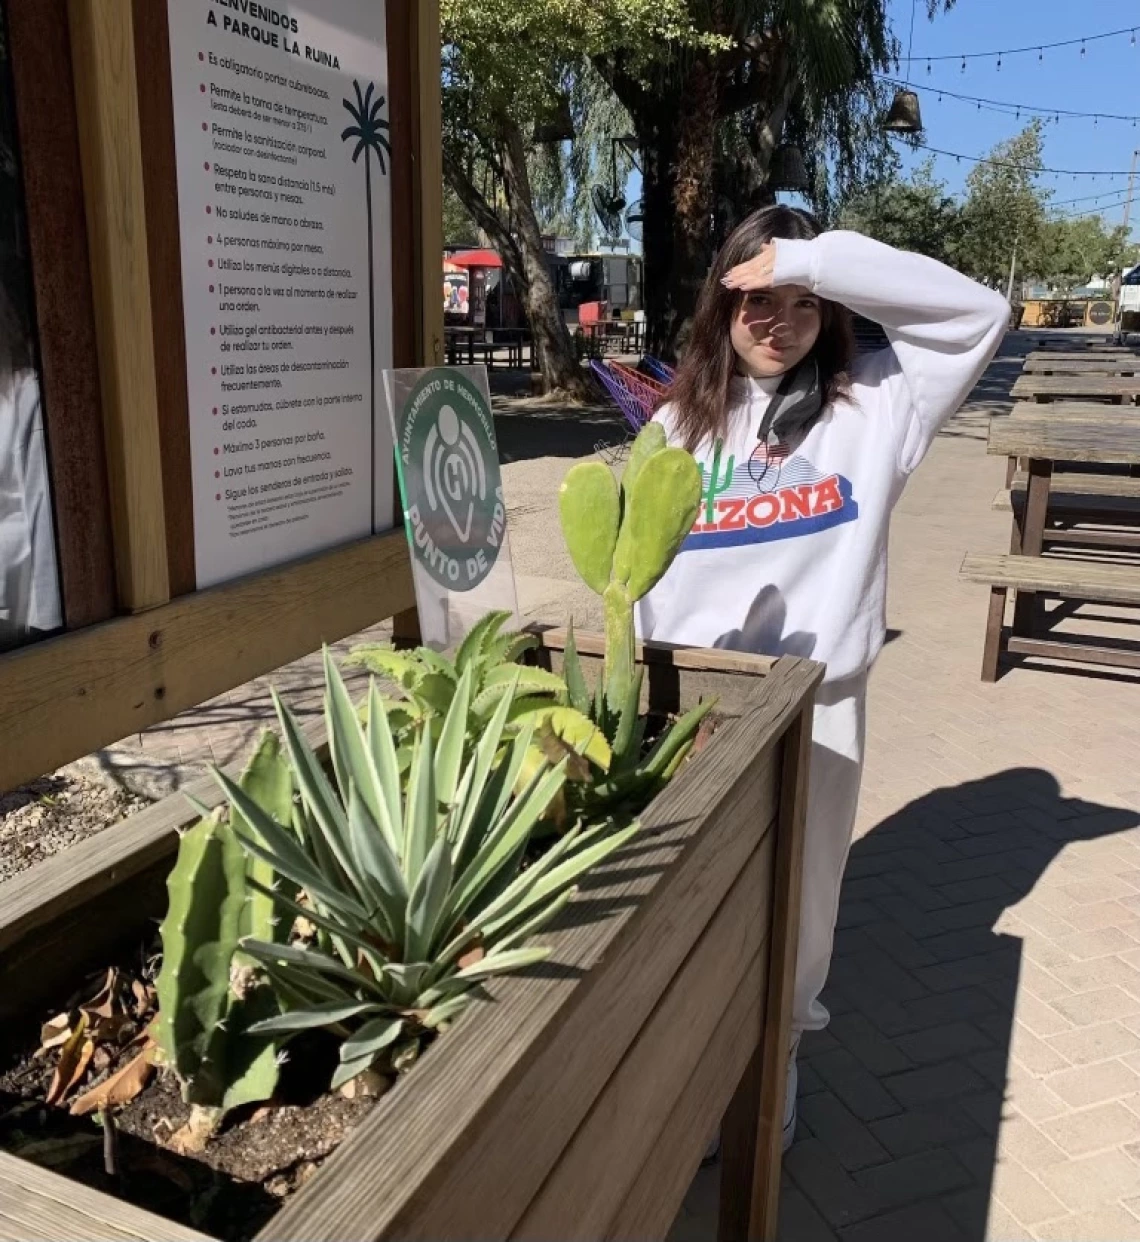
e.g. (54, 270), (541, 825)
(664, 205), (854, 452)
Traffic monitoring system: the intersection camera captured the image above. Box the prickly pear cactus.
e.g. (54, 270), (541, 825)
(559, 462), (620, 594)
(155, 732), (291, 1116)
(558, 423), (701, 709)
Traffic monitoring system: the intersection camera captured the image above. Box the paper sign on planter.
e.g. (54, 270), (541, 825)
(386, 366), (520, 649)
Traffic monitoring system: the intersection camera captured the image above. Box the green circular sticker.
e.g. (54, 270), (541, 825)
(398, 369), (505, 592)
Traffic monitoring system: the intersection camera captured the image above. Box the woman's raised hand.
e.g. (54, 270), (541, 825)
(721, 242), (776, 292)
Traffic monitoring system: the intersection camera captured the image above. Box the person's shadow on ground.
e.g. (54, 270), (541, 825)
(771, 767), (1140, 1241)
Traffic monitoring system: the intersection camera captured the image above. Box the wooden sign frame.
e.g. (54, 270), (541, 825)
(0, 0), (441, 792)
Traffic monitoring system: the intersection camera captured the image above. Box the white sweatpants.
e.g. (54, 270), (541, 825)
(792, 673), (868, 1034)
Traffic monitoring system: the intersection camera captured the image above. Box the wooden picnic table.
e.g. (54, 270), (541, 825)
(580, 319), (646, 358)
(1011, 373), (1140, 403)
(444, 326), (534, 370)
(962, 412), (1140, 677)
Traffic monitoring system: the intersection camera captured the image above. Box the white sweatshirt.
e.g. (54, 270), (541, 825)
(637, 231), (1009, 685)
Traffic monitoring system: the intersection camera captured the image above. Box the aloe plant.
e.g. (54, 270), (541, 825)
(220, 650), (636, 1089)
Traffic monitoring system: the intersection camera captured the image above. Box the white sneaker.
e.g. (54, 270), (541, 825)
(782, 1039), (800, 1152)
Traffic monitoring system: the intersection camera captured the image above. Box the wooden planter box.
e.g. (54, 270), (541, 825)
(0, 633), (822, 1242)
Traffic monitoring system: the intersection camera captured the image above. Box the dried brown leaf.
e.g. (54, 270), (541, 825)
(38, 1013), (73, 1054)
(89, 1014), (137, 1046)
(81, 968), (120, 1021)
(69, 1043), (155, 1117)
(457, 944), (485, 970)
(165, 1104), (219, 1155)
(46, 1015), (90, 1106)
(131, 980), (153, 1020)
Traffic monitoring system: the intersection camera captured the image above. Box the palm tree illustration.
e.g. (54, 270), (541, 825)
(341, 80), (391, 532)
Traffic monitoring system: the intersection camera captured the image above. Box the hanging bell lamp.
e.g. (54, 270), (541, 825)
(884, 87), (923, 134)
(769, 143), (810, 192)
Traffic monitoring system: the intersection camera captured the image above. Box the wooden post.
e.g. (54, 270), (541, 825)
(719, 704), (813, 1241)
(390, 0), (444, 649)
(1011, 457), (1052, 636)
(68, 0), (170, 612)
(415, 0), (444, 370)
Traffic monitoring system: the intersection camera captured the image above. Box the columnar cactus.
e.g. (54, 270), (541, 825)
(559, 423), (702, 710)
(155, 732), (292, 1118)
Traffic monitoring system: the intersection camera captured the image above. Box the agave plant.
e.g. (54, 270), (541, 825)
(220, 650), (635, 1089)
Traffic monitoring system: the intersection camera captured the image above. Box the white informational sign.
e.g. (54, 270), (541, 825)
(386, 367), (521, 650)
(167, 0), (394, 588)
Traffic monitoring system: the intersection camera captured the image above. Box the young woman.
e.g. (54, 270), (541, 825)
(637, 206), (1008, 1149)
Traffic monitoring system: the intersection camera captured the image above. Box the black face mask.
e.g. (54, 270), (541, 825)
(756, 356), (824, 447)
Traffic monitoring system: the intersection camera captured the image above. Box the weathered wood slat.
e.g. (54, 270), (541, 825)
(258, 657), (822, 1242)
(1006, 635), (1140, 671)
(0, 1152), (209, 1242)
(988, 417), (1140, 466)
(5, 0), (117, 630)
(736, 705), (812, 1240)
(1027, 350), (1140, 363)
(532, 626), (778, 719)
(1022, 358), (1139, 374)
(67, 0), (169, 611)
(994, 481), (1140, 515)
(1011, 374), (1140, 402)
(0, 532), (413, 794)
(606, 947), (769, 1241)
(1008, 473), (1140, 497)
(1026, 340), (1138, 353)
(960, 552), (1140, 604)
(510, 832), (776, 1239)
(1010, 403), (1137, 423)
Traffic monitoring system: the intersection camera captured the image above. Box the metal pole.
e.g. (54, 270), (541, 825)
(1124, 148), (1139, 234)
(1006, 237), (1018, 304)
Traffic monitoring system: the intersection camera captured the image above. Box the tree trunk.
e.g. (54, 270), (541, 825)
(498, 117), (587, 397)
(637, 64), (719, 360)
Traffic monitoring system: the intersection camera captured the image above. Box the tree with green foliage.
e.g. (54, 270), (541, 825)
(442, 0), (955, 382)
(591, 0), (955, 354)
(1034, 215), (1139, 293)
(839, 157), (964, 266)
(955, 121), (1047, 290)
(440, 2), (688, 395)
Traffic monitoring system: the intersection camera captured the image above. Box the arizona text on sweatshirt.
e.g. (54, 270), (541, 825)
(636, 231), (1009, 684)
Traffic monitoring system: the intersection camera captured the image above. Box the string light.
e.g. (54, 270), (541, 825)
(898, 24), (1138, 65)
(891, 139), (1139, 177)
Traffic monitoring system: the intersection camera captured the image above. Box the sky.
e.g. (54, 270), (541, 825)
(618, 2), (1140, 247)
(884, 0), (1140, 236)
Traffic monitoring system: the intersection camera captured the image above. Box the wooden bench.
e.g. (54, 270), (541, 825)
(965, 414), (1140, 679)
(961, 552), (1140, 679)
(991, 478), (1140, 550)
(1011, 374), (1140, 403)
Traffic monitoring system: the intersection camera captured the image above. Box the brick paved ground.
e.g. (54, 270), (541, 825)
(73, 332), (1140, 1239)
